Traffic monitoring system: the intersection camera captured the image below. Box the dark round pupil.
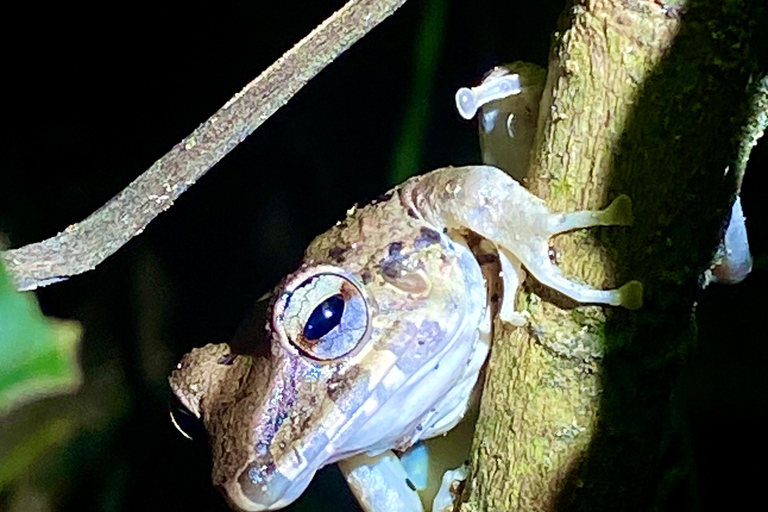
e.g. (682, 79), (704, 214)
(304, 294), (345, 340)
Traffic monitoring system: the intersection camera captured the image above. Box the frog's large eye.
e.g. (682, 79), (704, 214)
(274, 270), (369, 361)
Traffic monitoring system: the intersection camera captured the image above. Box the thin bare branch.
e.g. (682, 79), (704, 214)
(2, 0), (408, 291)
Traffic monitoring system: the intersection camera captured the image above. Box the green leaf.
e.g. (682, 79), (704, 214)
(0, 261), (82, 415)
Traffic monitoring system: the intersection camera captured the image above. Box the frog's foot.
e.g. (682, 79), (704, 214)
(455, 68), (522, 120)
(497, 248), (643, 318)
(399, 443), (430, 494)
(530, 261), (643, 310)
(339, 450), (424, 512)
(431, 464), (469, 512)
(546, 194), (633, 235)
(535, 193), (641, 309)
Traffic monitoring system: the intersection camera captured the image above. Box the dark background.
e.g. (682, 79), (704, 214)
(0, 0), (765, 510)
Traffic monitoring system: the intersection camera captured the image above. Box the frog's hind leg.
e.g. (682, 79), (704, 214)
(546, 194), (633, 236)
(339, 451), (424, 512)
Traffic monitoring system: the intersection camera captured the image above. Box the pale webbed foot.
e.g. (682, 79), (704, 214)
(431, 464), (469, 512)
(338, 450), (424, 512)
(399, 443), (470, 512)
(546, 194), (633, 236)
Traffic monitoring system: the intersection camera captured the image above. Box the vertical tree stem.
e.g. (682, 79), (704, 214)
(461, 1), (763, 510)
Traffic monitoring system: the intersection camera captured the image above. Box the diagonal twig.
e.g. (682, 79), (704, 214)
(2, 0), (408, 291)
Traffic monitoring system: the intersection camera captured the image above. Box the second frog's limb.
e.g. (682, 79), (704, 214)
(456, 63), (546, 182)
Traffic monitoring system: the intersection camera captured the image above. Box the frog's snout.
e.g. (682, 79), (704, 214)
(226, 464), (315, 511)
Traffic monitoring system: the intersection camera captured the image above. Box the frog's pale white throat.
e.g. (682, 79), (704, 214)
(169, 165), (642, 511)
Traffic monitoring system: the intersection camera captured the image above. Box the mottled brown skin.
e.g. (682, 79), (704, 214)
(169, 165), (640, 512)
(170, 169), (487, 510)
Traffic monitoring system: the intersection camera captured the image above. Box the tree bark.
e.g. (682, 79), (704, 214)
(460, 1), (764, 511)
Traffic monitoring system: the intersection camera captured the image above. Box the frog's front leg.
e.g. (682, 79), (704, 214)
(338, 451), (424, 512)
(402, 165), (643, 313)
(338, 443), (469, 512)
(399, 442), (470, 512)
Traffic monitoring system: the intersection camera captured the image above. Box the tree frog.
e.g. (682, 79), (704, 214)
(169, 164), (642, 512)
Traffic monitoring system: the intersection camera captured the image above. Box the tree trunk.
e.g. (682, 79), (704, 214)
(459, 1), (764, 510)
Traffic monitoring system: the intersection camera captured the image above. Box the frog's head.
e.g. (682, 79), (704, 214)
(170, 265), (373, 510)
(170, 203), (486, 511)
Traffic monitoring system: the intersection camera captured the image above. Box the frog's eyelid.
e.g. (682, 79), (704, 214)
(455, 73), (522, 120)
(274, 267), (372, 362)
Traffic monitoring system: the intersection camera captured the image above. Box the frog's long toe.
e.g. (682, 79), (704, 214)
(600, 194), (633, 227)
(617, 280), (643, 310)
(547, 194), (633, 235)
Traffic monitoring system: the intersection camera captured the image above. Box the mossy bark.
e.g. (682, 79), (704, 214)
(459, 1), (764, 511)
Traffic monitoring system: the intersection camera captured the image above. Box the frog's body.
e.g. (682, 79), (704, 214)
(170, 165), (641, 512)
